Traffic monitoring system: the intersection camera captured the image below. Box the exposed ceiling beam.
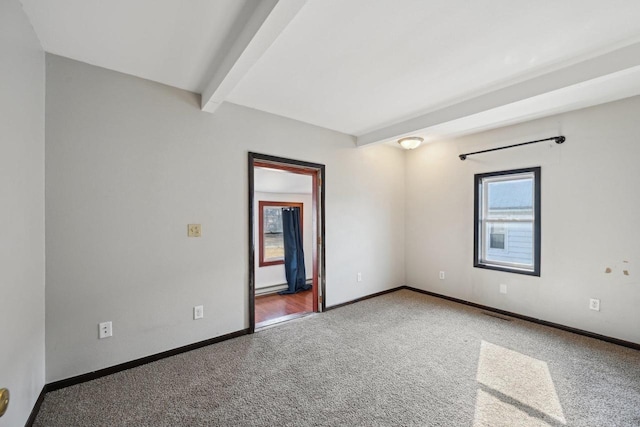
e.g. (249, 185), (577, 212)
(201, 0), (307, 113)
(357, 42), (640, 146)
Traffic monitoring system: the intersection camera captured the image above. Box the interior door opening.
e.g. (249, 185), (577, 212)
(248, 153), (325, 333)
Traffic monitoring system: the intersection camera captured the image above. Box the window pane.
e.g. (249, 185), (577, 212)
(486, 177), (533, 220)
(263, 207), (284, 261)
(490, 231), (505, 249)
(264, 232), (284, 260)
(484, 221), (534, 268)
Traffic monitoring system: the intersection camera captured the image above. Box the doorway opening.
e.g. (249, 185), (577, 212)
(248, 153), (325, 333)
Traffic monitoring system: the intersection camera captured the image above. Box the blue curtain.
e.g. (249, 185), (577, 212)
(278, 207), (310, 294)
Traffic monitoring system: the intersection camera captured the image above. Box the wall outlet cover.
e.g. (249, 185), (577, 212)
(194, 305), (204, 319)
(99, 321), (112, 339)
(499, 284), (507, 294)
(589, 298), (600, 311)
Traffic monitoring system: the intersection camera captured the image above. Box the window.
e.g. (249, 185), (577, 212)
(489, 224), (505, 250)
(258, 201), (303, 267)
(474, 167), (540, 276)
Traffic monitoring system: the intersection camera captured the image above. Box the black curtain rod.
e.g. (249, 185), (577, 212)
(459, 136), (565, 160)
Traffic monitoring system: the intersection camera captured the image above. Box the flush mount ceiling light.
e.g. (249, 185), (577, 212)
(398, 136), (423, 150)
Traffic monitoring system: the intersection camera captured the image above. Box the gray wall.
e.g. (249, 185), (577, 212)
(45, 55), (406, 382)
(405, 96), (640, 344)
(0, 1), (46, 425)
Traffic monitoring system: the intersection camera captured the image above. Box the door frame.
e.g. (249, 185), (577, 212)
(248, 152), (326, 333)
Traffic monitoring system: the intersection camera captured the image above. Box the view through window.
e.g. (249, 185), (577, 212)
(474, 167), (540, 276)
(258, 201), (303, 267)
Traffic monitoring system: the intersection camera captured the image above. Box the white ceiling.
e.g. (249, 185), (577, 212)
(20, 0), (640, 145)
(21, 0), (252, 93)
(254, 167), (312, 194)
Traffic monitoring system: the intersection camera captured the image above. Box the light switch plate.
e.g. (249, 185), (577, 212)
(188, 224), (201, 237)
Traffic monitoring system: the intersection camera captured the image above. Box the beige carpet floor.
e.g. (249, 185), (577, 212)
(34, 289), (640, 426)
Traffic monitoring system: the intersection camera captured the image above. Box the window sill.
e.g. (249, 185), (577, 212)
(474, 262), (540, 277)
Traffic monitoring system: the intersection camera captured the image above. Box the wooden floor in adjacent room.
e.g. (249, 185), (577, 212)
(255, 288), (313, 326)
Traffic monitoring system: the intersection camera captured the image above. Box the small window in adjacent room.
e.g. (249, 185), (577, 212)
(474, 167), (540, 276)
(259, 201), (303, 267)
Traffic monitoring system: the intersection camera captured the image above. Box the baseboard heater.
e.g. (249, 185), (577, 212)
(255, 279), (313, 296)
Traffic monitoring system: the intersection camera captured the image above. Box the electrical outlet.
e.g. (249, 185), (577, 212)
(194, 305), (204, 319)
(500, 284), (507, 294)
(589, 298), (600, 311)
(99, 321), (112, 339)
(188, 224), (201, 237)
(439, 271), (445, 280)
(357, 272), (362, 282)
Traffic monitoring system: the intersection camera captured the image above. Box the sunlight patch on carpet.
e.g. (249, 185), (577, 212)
(473, 340), (566, 426)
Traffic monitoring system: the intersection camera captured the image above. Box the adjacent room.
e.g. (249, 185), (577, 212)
(2, 0), (640, 426)
(253, 165), (316, 327)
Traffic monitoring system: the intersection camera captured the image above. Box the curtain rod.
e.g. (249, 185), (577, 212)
(459, 136), (565, 161)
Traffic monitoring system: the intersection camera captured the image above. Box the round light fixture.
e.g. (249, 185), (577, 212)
(397, 136), (423, 150)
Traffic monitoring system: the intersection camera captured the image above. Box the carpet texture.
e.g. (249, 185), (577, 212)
(34, 290), (640, 426)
